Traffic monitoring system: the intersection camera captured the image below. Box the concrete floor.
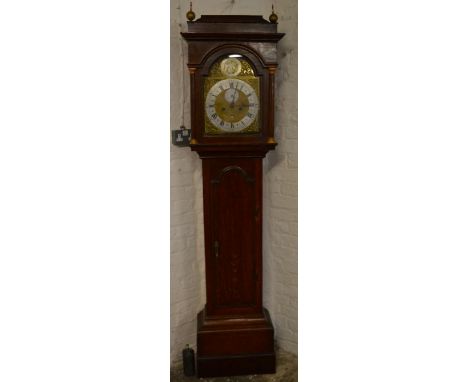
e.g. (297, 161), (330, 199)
(170, 348), (297, 381)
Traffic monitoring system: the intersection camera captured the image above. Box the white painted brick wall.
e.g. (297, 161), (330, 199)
(170, 0), (205, 364)
(170, 0), (297, 362)
(263, 0), (298, 355)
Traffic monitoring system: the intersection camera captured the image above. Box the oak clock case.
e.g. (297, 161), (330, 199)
(181, 15), (284, 378)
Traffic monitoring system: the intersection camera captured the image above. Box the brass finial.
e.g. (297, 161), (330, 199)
(186, 2), (195, 22)
(269, 4), (278, 24)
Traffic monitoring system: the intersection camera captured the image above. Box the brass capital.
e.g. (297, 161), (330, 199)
(268, 67), (277, 75)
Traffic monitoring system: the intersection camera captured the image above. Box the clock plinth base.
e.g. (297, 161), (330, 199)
(197, 352), (275, 378)
(196, 308), (276, 378)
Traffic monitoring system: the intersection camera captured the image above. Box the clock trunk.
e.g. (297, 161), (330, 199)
(203, 157), (263, 317)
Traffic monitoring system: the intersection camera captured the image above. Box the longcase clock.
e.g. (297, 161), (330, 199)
(181, 12), (284, 378)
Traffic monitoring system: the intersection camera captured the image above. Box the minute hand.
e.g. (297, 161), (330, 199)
(230, 89), (238, 107)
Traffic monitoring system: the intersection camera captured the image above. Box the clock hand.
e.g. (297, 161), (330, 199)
(229, 90), (237, 108)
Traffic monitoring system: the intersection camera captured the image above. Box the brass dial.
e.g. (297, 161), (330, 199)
(204, 55), (260, 135)
(205, 78), (259, 133)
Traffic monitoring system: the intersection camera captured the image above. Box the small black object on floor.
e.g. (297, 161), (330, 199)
(183, 345), (196, 376)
